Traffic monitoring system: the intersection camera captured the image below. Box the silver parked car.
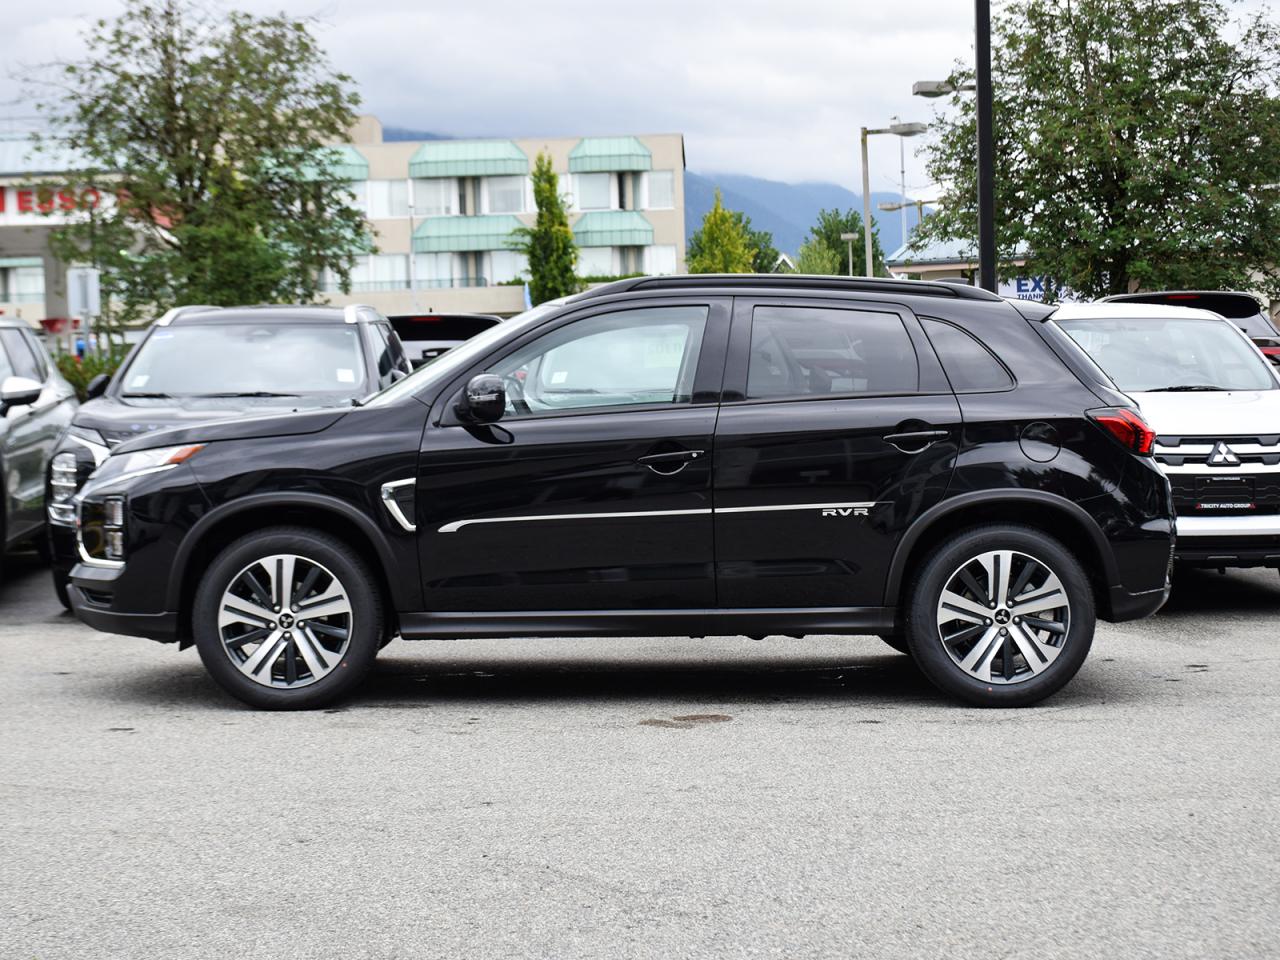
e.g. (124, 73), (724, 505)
(0, 319), (77, 585)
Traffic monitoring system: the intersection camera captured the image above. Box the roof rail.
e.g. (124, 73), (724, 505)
(571, 274), (1006, 303)
(155, 304), (220, 327)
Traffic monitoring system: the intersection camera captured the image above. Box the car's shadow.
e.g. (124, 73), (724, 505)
(1162, 566), (1280, 617)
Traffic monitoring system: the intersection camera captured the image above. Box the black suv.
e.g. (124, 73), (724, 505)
(47, 304), (411, 606)
(66, 277), (1175, 709)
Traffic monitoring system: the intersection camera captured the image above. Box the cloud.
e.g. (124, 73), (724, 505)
(0, 0), (976, 194)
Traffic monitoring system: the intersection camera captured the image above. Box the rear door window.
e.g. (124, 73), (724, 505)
(746, 305), (919, 399)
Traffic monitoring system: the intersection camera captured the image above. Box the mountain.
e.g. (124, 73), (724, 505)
(382, 127), (453, 142)
(684, 171), (929, 258)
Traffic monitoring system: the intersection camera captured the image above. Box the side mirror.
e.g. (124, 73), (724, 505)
(0, 375), (42, 415)
(459, 373), (506, 423)
(85, 374), (110, 400)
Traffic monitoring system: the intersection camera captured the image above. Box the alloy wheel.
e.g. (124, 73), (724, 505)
(935, 549), (1070, 685)
(217, 553), (353, 688)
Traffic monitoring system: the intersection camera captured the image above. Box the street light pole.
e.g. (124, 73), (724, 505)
(860, 127), (875, 277)
(860, 120), (928, 277)
(839, 232), (858, 277)
(975, 0), (996, 292)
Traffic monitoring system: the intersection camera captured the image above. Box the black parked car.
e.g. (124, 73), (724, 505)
(1, 319), (77, 584)
(65, 276), (1174, 709)
(389, 313), (502, 369)
(1101, 291), (1280, 363)
(47, 304), (411, 606)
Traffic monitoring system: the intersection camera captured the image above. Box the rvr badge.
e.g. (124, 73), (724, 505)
(822, 507), (870, 517)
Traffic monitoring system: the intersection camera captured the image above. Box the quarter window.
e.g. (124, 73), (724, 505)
(922, 318), (1014, 392)
(488, 306), (708, 416)
(746, 306), (919, 399)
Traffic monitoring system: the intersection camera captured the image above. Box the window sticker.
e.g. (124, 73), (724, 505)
(129, 374), (150, 388)
(550, 370), (569, 384)
(336, 368), (355, 383)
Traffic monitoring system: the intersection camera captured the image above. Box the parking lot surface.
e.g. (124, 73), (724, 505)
(3, 553), (1279, 960)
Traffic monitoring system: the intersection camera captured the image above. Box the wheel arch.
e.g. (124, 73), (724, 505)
(885, 491), (1119, 621)
(168, 493), (408, 645)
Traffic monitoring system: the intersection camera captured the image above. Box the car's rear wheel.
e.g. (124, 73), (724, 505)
(906, 525), (1094, 707)
(192, 527), (383, 709)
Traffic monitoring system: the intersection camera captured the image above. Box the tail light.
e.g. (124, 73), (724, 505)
(1089, 407), (1156, 456)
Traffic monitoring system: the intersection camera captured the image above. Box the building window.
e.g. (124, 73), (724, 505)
(366, 180), (409, 218)
(574, 173), (613, 211)
(645, 245), (678, 275)
(412, 178), (455, 216)
(645, 171), (674, 210)
(484, 176), (525, 214)
(618, 246), (644, 275)
(0, 266), (45, 303)
(324, 254), (409, 291)
(577, 246), (614, 277)
(488, 249), (527, 285)
(415, 252), (455, 288)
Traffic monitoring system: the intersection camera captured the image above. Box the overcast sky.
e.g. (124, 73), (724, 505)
(1, 1), (982, 197)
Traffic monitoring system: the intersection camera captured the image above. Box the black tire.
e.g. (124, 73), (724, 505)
(876, 633), (910, 654)
(905, 524), (1095, 707)
(192, 526), (384, 710)
(53, 570), (72, 611)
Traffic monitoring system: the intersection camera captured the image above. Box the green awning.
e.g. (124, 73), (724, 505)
(301, 145), (369, 181)
(0, 257), (43, 269)
(413, 215), (524, 253)
(409, 141), (528, 178)
(569, 137), (652, 173)
(572, 211), (653, 247)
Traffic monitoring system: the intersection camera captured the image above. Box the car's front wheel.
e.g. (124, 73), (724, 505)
(192, 527), (384, 709)
(906, 525), (1094, 707)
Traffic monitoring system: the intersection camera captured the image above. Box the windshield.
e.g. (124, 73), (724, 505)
(1056, 316), (1277, 393)
(120, 323), (366, 397)
(362, 301), (561, 408)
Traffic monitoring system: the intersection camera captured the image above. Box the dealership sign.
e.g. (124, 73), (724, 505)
(0, 185), (108, 225)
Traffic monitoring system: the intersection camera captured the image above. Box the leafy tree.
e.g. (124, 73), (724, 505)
(808, 208), (886, 277)
(795, 238), (841, 275)
(914, 0), (1280, 299)
(687, 190), (755, 273)
(510, 151), (579, 304)
(32, 0), (371, 329)
(688, 206), (778, 273)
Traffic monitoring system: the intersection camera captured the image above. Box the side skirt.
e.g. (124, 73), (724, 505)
(399, 607), (897, 640)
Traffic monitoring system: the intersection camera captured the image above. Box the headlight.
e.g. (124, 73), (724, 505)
(90, 443), (205, 488)
(48, 452), (80, 523)
(66, 425), (110, 464)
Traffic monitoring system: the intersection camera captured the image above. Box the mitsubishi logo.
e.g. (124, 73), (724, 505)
(1209, 442), (1241, 467)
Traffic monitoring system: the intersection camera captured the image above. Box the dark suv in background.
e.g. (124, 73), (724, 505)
(46, 303), (411, 605)
(65, 276), (1175, 709)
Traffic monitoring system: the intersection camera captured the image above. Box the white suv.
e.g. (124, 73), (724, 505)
(1051, 302), (1280, 575)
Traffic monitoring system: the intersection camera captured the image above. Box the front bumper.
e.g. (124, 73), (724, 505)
(68, 561), (180, 643)
(1174, 515), (1280, 568)
(48, 521), (79, 581)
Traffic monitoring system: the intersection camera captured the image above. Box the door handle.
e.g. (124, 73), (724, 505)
(882, 429), (949, 452)
(637, 449), (705, 475)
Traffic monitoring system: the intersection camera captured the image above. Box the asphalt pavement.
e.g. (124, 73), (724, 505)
(2, 552), (1278, 960)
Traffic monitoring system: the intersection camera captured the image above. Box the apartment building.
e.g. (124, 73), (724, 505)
(322, 116), (687, 316)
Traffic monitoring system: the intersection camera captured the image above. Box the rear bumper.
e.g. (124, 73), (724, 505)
(68, 561), (180, 643)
